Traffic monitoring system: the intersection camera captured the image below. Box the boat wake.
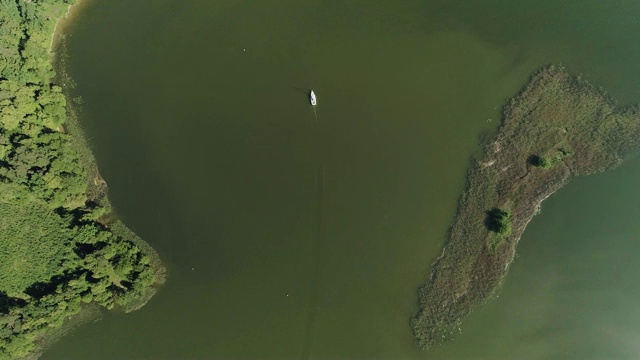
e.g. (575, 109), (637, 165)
(300, 112), (324, 358)
(313, 106), (318, 126)
(310, 89), (319, 127)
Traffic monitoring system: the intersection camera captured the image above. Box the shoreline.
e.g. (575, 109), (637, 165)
(411, 66), (640, 348)
(49, 0), (89, 53)
(32, 2), (168, 356)
(50, 0), (167, 293)
(33, 1), (167, 357)
(50, 0), (167, 310)
(0, 1), (166, 358)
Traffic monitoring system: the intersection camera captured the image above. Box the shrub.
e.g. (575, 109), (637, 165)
(486, 208), (512, 237)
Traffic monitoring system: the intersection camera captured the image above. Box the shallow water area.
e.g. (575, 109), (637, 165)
(44, 0), (640, 358)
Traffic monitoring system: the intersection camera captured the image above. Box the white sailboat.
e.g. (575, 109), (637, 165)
(310, 90), (317, 106)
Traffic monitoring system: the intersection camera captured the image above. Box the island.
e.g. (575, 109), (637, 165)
(0, 1), (165, 358)
(412, 66), (640, 348)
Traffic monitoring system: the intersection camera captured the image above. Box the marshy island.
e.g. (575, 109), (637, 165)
(412, 66), (640, 348)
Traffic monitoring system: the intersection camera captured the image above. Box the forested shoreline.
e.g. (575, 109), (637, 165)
(0, 1), (165, 358)
(412, 66), (640, 348)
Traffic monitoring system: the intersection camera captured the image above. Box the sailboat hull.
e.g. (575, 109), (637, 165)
(310, 90), (317, 106)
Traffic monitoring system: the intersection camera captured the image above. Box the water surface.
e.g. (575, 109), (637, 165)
(45, 1), (640, 358)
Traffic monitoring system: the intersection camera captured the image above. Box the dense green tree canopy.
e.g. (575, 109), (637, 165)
(0, 1), (164, 358)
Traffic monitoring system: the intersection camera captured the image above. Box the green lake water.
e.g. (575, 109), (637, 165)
(44, 0), (640, 358)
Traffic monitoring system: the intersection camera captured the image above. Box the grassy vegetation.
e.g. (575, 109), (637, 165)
(0, 1), (165, 358)
(412, 65), (640, 348)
